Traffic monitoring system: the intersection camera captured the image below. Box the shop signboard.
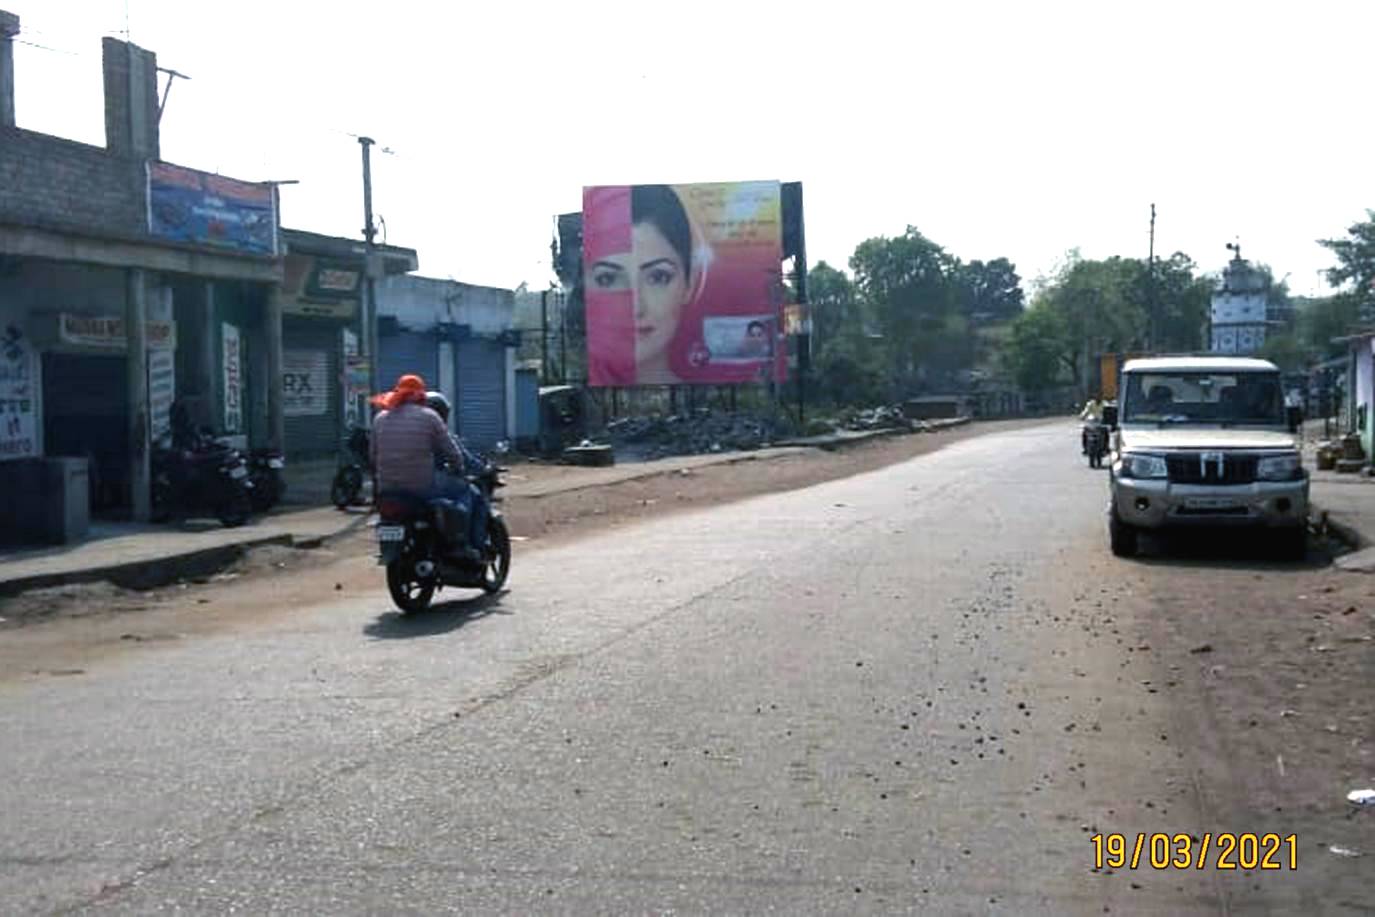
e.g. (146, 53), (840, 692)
(148, 349), (175, 440)
(58, 314), (176, 350)
(0, 325), (40, 461)
(283, 350), (329, 417)
(148, 162), (278, 256)
(223, 323), (242, 434)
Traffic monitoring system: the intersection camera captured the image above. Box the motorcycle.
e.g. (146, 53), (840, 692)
(331, 426), (371, 509)
(1083, 422), (1109, 468)
(375, 458), (512, 614)
(151, 433), (255, 527)
(247, 447), (286, 512)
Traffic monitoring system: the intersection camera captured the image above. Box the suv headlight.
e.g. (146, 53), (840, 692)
(1257, 454), (1302, 481)
(1119, 453), (1167, 479)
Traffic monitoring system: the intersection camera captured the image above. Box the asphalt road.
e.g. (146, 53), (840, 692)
(0, 423), (1350, 914)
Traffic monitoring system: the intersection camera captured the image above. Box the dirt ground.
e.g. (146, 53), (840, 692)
(0, 419), (1045, 674)
(1102, 534), (1375, 886)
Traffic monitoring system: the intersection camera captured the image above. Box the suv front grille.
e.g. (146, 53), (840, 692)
(1166, 453), (1258, 485)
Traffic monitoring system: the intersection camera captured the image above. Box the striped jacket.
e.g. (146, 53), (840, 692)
(370, 402), (462, 495)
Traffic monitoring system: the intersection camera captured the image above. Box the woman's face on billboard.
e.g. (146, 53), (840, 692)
(587, 219), (690, 366)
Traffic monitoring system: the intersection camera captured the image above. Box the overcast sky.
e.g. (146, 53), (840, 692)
(9, 0), (1374, 298)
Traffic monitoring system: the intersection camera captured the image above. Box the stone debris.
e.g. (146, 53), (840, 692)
(605, 409), (800, 459)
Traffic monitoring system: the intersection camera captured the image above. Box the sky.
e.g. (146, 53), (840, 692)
(8, 0), (1374, 298)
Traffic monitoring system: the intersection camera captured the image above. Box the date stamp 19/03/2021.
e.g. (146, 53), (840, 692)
(1091, 834), (1298, 871)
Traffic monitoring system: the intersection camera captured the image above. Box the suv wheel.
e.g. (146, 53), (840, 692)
(1109, 510), (1138, 558)
(1278, 526), (1307, 562)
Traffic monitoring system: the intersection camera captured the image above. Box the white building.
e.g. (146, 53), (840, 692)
(376, 276), (519, 451)
(1209, 247), (1270, 355)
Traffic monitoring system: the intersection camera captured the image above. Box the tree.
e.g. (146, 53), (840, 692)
(957, 258), (1025, 321)
(1296, 294), (1361, 359)
(807, 261), (859, 348)
(1000, 250), (1215, 397)
(1007, 304), (1068, 392)
(1258, 333), (1307, 372)
(849, 227), (960, 392)
(1142, 252), (1213, 351)
(1319, 209), (1375, 320)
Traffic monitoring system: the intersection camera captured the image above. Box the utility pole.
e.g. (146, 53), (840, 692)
(558, 290), (568, 384)
(540, 288), (550, 383)
(1148, 203), (1157, 352)
(358, 136), (379, 412)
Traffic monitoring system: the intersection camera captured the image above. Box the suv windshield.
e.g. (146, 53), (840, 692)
(1122, 371), (1283, 425)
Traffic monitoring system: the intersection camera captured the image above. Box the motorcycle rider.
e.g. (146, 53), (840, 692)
(424, 391), (491, 559)
(369, 374), (465, 545)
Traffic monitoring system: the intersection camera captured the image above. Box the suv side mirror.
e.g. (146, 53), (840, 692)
(1102, 405), (1119, 429)
(1286, 405), (1303, 432)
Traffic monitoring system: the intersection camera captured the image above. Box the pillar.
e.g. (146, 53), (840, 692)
(126, 268), (150, 522)
(265, 284), (285, 452)
(0, 10), (18, 128)
(200, 281), (218, 430)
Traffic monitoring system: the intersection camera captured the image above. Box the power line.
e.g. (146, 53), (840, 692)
(14, 38), (85, 56)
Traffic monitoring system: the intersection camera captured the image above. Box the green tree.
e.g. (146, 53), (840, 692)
(1007, 304), (1068, 391)
(1295, 294), (1361, 359)
(807, 261), (859, 348)
(849, 227), (960, 392)
(1258, 333), (1308, 371)
(957, 258), (1025, 321)
(1319, 209), (1375, 319)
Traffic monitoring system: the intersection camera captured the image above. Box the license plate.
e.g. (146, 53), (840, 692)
(267, 458), (285, 469)
(229, 465), (248, 479)
(1184, 497), (1237, 510)
(377, 525), (405, 542)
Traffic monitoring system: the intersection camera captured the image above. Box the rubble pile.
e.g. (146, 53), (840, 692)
(605, 410), (799, 459)
(839, 404), (928, 433)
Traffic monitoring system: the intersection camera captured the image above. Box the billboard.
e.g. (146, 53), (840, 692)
(582, 181), (785, 386)
(148, 162), (278, 256)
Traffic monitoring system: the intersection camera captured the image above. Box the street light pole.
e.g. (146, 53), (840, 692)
(358, 136), (379, 410)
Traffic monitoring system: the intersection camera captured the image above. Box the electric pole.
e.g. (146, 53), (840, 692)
(359, 136), (379, 411)
(1148, 203), (1157, 352)
(540, 288), (550, 383)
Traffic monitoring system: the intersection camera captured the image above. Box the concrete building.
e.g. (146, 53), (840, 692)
(277, 229), (417, 459)
(376, 275), (520, 451)
(1209, 246), (1271, 355)
(0, 14), (285, 529)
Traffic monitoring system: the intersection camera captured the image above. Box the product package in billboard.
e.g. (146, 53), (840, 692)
(582, 182), (786, 386)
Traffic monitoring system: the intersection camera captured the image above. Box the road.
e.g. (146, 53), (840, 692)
(1, 422), (1366, 914)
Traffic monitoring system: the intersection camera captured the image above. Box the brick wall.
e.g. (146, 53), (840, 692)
(0, 125), (146, 239)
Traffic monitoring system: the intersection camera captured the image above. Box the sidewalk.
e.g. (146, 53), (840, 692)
(0, 428), (906, 598)
(1302, 434), (1375, 567)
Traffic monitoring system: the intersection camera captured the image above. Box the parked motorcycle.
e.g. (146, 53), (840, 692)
(151, 434), (255, 527)
(247, 448), (286, 512)
(375, 458), (511, 614)
(331, 426), (371, 509)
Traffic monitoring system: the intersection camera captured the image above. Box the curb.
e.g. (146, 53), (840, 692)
(0, 513), (373, 599)
(0, 534), (294, 599)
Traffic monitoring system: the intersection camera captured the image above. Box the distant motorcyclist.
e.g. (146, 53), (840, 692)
(425, 391), (491, 560)
(369, 373), (462, 500)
